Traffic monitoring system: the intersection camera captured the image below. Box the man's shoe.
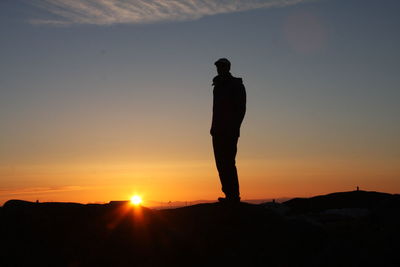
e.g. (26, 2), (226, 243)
(218, 197), (227, 202)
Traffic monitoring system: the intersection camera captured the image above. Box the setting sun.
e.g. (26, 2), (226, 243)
(130, 195), (142, 206)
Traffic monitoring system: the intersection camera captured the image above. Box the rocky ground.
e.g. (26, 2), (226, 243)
(1, 190), (399, 266)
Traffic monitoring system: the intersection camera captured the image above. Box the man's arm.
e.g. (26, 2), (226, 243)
(234, 79), (246, 127)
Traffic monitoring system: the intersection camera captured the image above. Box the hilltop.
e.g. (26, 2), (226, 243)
(1, 190), (399, 266)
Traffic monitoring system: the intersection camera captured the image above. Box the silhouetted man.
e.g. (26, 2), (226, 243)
(211, 58), (246, 203)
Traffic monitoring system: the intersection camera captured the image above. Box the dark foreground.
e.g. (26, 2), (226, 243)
(1, 191), (400, 267)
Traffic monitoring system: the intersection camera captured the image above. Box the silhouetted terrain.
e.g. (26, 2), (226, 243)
(1, 190), (400, 266)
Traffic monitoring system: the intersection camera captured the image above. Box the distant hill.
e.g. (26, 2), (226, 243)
(1, 190), (399, 266)
(148, 198), (291, 209)
(283, 190), (397, 213)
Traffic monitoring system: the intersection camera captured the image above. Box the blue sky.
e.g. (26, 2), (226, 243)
(1, 0), (399, 203)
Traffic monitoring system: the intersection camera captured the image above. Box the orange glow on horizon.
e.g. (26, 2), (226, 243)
(0, 158), (399, 206)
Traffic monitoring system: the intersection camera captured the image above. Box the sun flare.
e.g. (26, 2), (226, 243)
(130, 195), (142, 206)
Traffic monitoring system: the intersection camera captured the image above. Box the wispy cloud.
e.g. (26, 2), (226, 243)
(29, 0), (312, 25)
(0, 186), (83, 196)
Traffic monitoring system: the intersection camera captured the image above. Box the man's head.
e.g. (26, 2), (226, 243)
(215, 58), (231, 76)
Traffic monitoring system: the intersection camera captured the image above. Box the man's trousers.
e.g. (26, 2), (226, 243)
(212, 135), (240, 199)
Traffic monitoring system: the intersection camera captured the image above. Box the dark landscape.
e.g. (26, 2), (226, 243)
(1, 190), (400, 267)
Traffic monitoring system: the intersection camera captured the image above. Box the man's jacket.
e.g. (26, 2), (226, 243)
(211, 73), (246, 137)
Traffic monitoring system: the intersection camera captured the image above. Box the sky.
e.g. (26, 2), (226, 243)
(1, 0), (399, 205)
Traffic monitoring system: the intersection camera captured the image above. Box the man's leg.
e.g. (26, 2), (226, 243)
(212, 135), (240, 200)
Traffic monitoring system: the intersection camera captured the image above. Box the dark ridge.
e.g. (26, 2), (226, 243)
(1, 191), (400, 266)
(283, 190), (398, 214)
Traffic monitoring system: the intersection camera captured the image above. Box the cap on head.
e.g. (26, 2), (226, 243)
(214, 58), (231, 69)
